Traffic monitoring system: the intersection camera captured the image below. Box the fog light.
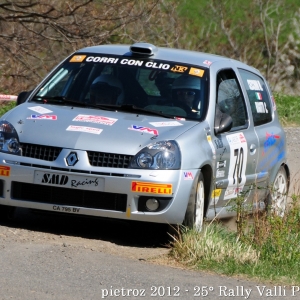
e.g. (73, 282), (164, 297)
(145, 198), (159, 211)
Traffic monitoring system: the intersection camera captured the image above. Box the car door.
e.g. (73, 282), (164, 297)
(211, 69), (260, 210)
(238, 68), (285, 198)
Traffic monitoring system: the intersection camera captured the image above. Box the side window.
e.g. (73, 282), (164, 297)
(216, 69), (247, 129)
(238, 69), (272, 126)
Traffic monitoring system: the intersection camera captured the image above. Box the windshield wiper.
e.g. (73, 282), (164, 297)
(114, 104), (173, 118)
(31, 96), (89, 107)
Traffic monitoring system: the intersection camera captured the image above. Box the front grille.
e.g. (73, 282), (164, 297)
(20, 143), (62, 161)
(11, 182), (127, 212)
(20, 143), (133, 168)
(87, 151), (133, 168)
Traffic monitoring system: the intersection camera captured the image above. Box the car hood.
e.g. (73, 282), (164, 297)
(4, 103), (200, 155)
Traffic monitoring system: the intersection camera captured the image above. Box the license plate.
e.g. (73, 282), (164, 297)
(34, 171), (104, 191)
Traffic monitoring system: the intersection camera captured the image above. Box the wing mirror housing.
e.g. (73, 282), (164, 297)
(214, 108), (233, 134)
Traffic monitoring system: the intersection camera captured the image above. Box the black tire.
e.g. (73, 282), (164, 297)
(183, 172), (205, 231)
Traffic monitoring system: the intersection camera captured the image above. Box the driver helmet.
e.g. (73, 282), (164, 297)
(172, 75), (201, 110)
(90, 75), (124, 105)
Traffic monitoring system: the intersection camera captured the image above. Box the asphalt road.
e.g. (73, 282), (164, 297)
(0, 127), (298, 300)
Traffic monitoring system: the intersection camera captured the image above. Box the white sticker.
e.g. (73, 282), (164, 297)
(247, 79), (263, 91)
(216, 169), (225, 178)
(255, 102), (268, 113)
(149, 121), (183, 127)
(224, 132), (248, 200)
(28, 106), (53, 114)
(66, 125), (103, 135)
(73, 115), (117, 126)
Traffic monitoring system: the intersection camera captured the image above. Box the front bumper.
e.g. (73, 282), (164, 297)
(0, 149), (199, 225)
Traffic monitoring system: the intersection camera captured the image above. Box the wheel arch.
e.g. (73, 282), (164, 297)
(200, 164), (213, 217)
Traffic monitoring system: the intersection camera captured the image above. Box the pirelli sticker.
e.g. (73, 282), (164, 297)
(0, 166), (10, 177)
(70, 55), (87, 63)
(131, 181), (172, 194)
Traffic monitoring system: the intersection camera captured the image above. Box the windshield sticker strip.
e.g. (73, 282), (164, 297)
(66, 125), (103, 135)
(73, 114), (118, 125)
(27, 115), (57, 120)
(28, 106), (53, 114)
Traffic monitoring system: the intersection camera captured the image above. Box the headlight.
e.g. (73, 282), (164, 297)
(0, 121), (21, 155)
(130, 140), (181, 170)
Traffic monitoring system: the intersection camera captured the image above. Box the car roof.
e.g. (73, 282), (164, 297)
(76, 43), (259, 73)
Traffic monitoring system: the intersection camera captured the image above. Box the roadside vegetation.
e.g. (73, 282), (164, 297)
(170, 193), (300, 284)
(170, 188), (300, 285)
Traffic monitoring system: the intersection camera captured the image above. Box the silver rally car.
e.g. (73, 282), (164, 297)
(0, 42), (289, 230)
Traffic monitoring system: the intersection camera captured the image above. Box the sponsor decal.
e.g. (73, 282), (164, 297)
(203, 60), (212, 66)
(73, 114), (117, 126)
(189, 67), (205, 77)
(263, 132), (280, 155)
(131, 181), (172, 194)
(28, 106), (53, 114)
(183, 171), (194, 180)
(212, 189), (222, 197)
(224, 187), (243, 198)
(66, 125), (103, 135)
(170, 65), (188, 73)
(129, 125), (158, 135)
(214, 138), (223, 149)
(247, 79), (263, 91)
(86, 56), (119, 64)
(255, 101), (268, 113)
(70, 55), (86, 62)
(41, 173), (100, 188)
(149, 121), (182, 127)
(255, 92), (263, 100)
(216, 170), (225, 178)
(206, 134), (216, 155)
(217, 160), (226, 168)
(27, 114), (57, 120)
(0, 165), (10, 176)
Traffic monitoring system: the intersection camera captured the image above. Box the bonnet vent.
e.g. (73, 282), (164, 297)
(130, 42), (158, 56)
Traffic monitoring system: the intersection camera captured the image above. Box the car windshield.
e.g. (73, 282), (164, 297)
(33, 54), (209, 121)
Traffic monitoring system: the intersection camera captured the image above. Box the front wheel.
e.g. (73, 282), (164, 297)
(183, 172), (205, 231)
(268, 166), (288, 217)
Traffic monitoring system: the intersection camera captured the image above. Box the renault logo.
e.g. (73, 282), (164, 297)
(66, 152), (78, 166)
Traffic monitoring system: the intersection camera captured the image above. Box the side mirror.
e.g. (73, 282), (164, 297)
(17, 90), (32, 106)
(214, 108), (233, 134)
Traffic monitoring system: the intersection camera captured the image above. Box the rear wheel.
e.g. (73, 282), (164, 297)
(183, 172), (205, 231)
(269, 166), (288, 217)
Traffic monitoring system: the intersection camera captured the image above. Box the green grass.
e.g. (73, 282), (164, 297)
(170, 194), (300, 284)
(274, 93), (300, 126)
(0, 102), (16, 116)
